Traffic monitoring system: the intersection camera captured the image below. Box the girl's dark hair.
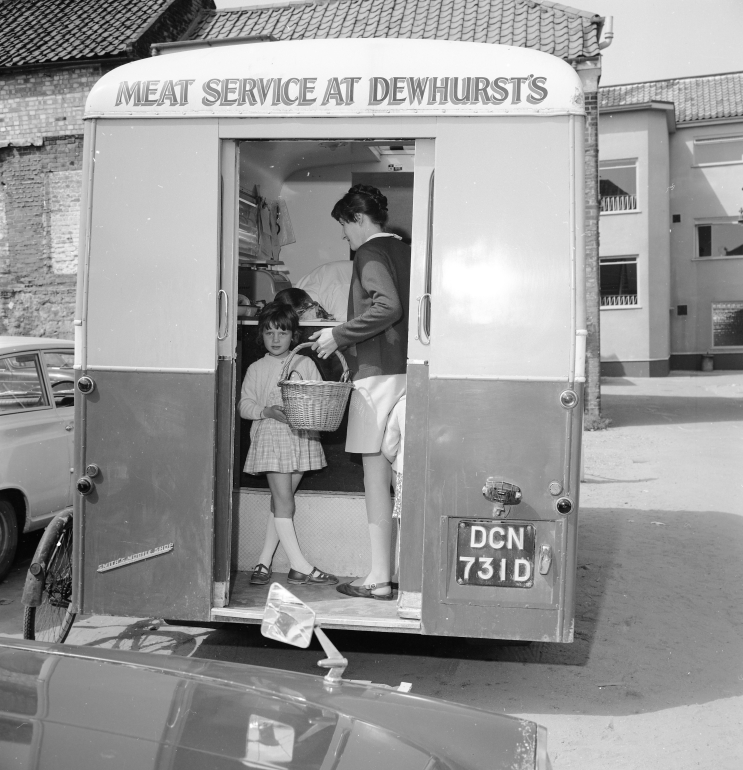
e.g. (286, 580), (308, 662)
(274, 287), (334, 320)
(331, 184), (388, 228)
(274, 288), (313, 311)
(256, 301), (300, 349)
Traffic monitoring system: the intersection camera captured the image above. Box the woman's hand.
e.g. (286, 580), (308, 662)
(310, 327), (339, 359)
(263, 405), (288, 423)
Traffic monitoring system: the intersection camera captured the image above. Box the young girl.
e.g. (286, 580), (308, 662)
(239, 302), (337, 587)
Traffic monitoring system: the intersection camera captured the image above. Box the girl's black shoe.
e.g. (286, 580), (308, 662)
(250, 563), (272, 585)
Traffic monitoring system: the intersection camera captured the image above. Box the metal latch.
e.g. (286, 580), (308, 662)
(538, 545), (553, 575)
(482, 478), (522, 518)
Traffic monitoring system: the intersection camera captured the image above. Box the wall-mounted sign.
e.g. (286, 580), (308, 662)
(713, 302), (743, 347)
(86, 39), (584, 119)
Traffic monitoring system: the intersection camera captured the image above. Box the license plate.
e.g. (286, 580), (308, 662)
(456, 521), (535, 588)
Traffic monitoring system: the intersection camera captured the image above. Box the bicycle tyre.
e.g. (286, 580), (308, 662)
(23, 513), (76, 643)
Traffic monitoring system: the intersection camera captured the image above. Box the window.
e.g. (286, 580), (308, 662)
(0, 354), (50, 414)
(693, 135), (743, 166)
(712, 302), (743, 347)
(696, 223), (743, 257)
(600, 257), (638, 307)
(43, 350), (75, 407)
(599, 160), (637, 213)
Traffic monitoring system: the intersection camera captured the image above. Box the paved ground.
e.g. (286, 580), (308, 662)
(1, 372), (741, 769)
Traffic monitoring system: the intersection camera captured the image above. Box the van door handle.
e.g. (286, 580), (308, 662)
(415, 293), (431, 345)
(217, 289), (229, 340)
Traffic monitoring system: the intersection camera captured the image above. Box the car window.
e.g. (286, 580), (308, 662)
(0, 353), (50, 414)
(43, 350), (75, 408)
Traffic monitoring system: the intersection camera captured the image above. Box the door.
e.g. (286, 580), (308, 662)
(419, 116), (584, 641)
(78, 119), (221, 620)
(0, 351), (72, 521)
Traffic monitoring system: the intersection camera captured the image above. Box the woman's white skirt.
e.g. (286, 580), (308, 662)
(345, 374), (406, 454)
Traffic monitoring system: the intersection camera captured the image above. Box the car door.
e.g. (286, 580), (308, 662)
(0, 351), (72, 524)
(42, 349), (75, 502)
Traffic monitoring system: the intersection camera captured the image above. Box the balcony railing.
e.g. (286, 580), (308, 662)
(600, 195), (637, 213)
(601, 294), (638, 307)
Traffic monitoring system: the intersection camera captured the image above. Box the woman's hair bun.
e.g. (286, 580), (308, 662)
(348, 184), (388, 212)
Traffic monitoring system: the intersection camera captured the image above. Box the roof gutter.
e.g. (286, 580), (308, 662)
(151, 35), (275, 56)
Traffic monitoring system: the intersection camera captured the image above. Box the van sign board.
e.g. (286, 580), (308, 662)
(86, 39), (585, 119)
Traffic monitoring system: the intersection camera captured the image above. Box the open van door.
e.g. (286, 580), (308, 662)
(76, 119), (222, 620)
(418, 115), (584, 641)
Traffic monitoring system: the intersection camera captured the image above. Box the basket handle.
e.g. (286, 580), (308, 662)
(278, 341), (351, 384)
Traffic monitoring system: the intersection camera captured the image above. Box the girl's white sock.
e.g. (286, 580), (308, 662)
(274, 517), (314, 574)
(257, 511), (279, 568)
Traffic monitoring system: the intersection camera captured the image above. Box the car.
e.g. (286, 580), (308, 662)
(0, 336), (74, 580)
(0, 586), (551, 770)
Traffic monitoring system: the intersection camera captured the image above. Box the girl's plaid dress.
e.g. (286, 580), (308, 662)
(239, 352), (326, 475)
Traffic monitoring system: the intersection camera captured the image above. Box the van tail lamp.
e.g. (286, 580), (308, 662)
(482, 478), (521, 518)
(538, 545), (553, 575)
(556, 497), (573, 515)
(76, 476), (95, 496)
(85, 463), (100, 478)
(77, 376), (96, 395)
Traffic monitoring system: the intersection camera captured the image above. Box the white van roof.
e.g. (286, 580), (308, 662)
(85, 38), (584, 120)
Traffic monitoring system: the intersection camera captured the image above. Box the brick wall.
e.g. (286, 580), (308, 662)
(0, 1), (214, 339)
(0, 65), (111, 148)
(0, 136), (84, 339)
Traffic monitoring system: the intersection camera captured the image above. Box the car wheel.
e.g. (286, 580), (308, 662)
(0, 499), (19, 582)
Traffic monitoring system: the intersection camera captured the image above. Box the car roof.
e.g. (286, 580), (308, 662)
(0, 336), (74, 355)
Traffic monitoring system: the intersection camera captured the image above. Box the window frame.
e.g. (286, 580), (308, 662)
(599, 158), (639, 216)
(692, 133), (743, 168)
(0, 351), (53, 416)
(599, 255), (640, 310)
(694, 219), (743, 261)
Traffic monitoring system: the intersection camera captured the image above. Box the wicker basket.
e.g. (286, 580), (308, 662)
(278, 342), (354, 432)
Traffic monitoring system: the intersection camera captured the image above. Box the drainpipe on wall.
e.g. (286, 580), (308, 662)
(598, 16), (614, 50)
(573, 15), (612, 427)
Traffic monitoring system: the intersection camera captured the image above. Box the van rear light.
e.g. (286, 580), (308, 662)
(77, 376), (95, 394)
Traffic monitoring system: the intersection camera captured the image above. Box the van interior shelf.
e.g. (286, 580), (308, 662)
(238, 320), (339, 327)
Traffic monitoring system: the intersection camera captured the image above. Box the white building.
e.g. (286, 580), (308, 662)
(599, 71), (743, 375)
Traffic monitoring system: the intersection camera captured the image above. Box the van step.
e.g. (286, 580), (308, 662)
(213, 572), (420, 633)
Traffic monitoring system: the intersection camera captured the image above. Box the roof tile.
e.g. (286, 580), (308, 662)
(600, 72), (743, 124)
(184, 0), (602, 60)
(0, 0), (215, 68)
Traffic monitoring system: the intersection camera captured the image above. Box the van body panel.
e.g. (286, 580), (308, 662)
(80, 370), (215, 620)
(429, 117), (575, 379)
(85, 119), (219, 372)
(421, 378), (577, 640)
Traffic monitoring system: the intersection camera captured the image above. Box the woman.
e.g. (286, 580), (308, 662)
(311, 184), (410, 600)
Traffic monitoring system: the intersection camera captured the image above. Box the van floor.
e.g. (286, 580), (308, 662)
(212, 571), (420, 633)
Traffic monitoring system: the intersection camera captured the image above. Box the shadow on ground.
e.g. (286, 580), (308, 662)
(161, 508), (742, 716)
(63, 508), (743, 718)
(602, 394), (743, 428)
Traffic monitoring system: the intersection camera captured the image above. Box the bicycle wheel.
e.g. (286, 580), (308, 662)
(23, 513), (76, 643)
